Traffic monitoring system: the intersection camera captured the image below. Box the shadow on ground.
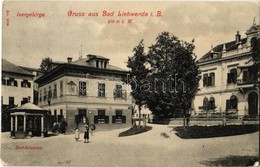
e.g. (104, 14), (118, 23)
(200, 155), (258, 166)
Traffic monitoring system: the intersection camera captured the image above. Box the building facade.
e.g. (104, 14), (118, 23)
(35, 55), (133, 132)
(193, 24), (260, 118)
(2, 59), (34, 131)
(2, 59), (34, 107)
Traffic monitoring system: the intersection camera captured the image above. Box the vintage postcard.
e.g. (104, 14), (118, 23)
(1, 1), (260, 166)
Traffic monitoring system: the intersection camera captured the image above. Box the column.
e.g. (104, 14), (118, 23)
(10, 116), (13, 137)
(10, 116), (13, 132)
(23, 115), (26, 132)
(41, 116), (44, 137)
(15, 116), (18, 131)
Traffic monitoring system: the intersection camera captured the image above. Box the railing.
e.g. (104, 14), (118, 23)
(237, 79), (257, 85)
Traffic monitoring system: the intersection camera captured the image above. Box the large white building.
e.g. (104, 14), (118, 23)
(35, 55), (133, 132)
(2, 59), (34, 107)
(193, 24), (260, 118)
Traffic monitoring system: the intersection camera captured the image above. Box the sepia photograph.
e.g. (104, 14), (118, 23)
(1, 1), (260, 166)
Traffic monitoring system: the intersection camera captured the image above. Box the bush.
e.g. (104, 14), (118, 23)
(174, 124), (259, 139)
(119, 126), (152, 137)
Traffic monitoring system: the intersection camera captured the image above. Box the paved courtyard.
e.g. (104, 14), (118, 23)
(1, 124), (259, 166)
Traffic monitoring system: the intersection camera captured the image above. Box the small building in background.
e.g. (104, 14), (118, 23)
(2, 59), (34, 132)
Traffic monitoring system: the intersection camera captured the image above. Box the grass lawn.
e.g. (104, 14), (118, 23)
(119, 126), (152, 137)
(174, 124), (259, 139)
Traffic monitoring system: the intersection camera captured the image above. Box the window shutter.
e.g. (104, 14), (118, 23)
(226, 100), (230, 110)
(94, 116), (98, 124)
(203, 74), (208, 87)
(210, 73), (215, 86)
(122, 116), (126, 123)
(14, 81), (18, 87)
(227, 73), (231, 83)
(112, 116), (116, 123)
(105, 116), (109, 124)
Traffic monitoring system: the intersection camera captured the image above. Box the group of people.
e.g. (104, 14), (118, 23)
(74, 124), (95, 143)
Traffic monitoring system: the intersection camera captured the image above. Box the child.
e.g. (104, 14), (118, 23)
(84, 125), (89, 143)
(74, 128), (80, 142)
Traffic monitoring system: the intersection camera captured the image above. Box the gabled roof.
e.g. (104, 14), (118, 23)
(198, 38), (247, 63)
(2, 59), (33, 76)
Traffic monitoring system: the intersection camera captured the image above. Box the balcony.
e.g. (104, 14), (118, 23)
(237, 78), (257, 85)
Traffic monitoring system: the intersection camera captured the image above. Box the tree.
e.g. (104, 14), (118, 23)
(127, 32), (200, 124)
(40, 57), (53, 71)
(126, 40), (149, 127)
(251, 34), (260, 116)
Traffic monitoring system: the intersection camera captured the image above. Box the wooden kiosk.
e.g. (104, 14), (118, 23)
(10, 102), (48, 138)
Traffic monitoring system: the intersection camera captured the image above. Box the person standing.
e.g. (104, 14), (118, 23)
(74, 128), (80, 142)
(84, 125), (89, 143)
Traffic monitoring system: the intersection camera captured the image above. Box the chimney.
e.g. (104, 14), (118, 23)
(67, 57), (72, 63)
(235, 31), (241, 43)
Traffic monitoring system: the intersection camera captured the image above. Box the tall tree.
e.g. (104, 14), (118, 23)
(40, 57), (53, 71)
(126, 40), (149, 127)
(146, 32), (200, 119)
(251, 34), (260, 116)
(127, 32), (200, 123)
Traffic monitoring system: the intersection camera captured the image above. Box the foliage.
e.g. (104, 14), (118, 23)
(174, 124), (259, 139)
(251, 35), (260, 84)
(118, 125), (152, 137)
(40, 57), (53, 71)
(201, 155), (259, 166)
(126, 40), (149, 125)
(126, 32), (200, 118)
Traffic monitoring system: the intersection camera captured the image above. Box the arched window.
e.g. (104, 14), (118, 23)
(209, 97), (215, 110)
(203, 97), (209, 110)
(230, 95), (238, 109)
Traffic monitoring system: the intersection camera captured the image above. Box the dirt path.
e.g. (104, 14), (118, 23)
(1, 123), (258, 166)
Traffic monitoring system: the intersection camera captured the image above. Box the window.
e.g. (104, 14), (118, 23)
(48, 86), (52, 100)
(75, 109), (87, 124)
(101, 61), (103, 68)
(7, 78), (17, 87)
(60, 81), (63, 97)
(98, 83), (105, 97)
(227, 69), (237, 84)
(242, 70), (249, 82)
(114, 85), (123, 98)
(209, 97), (215, 110)
(9, 97), (14, 106)
(2, 77), (6, 85)
(39, 90), (42, 102)
(203, 73), (215, 87)
(94, 110), (109, 124)
(60, 109), (63, 116)
(203, 97), (209, 111)
(21, 80), (31, 88)
(53, 84), (57, 98)
(44, 88), (47, 101)
(78, 81), (87, 96)
(112, 110), (126, 124)
(226, 95), (238, 110)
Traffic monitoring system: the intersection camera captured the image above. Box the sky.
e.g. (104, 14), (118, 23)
(2, 1), (260, 70)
